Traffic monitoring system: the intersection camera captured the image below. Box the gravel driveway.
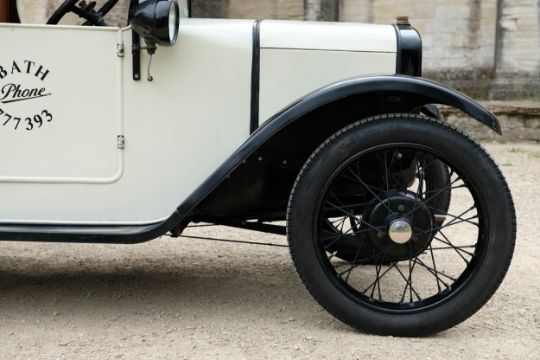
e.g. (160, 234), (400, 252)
(0, 143), (539, 359)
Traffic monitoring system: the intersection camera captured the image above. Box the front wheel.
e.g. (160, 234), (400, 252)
(287, 114), (516, 336)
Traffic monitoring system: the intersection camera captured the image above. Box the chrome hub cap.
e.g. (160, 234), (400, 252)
(388, 219), (413, 244)
(366, 191), (433, 260)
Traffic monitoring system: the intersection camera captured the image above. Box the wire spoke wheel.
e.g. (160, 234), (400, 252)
(287, 114), (516, 336)
(318, 146), (481, 310)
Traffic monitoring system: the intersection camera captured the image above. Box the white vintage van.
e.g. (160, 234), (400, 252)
(0, 0), (516, 336)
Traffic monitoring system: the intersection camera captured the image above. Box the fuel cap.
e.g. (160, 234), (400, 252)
(396, 16), (410, 25)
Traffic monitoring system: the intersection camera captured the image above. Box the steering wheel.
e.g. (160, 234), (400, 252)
(47, 0), (79, 25)
(47, 0), (119, 26)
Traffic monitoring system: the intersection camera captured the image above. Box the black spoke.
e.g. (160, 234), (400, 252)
(383, 150), (395, 216)
(326, 202), (384, 233)
(345, 168), (394, 215)
(362, 263), (397, 295)
(325, 217), (345, 228)
(323, 201), (371, 211)
(436, 230), (475, 261)
(419, 217), (479, 237)
(337, 241), (399, 277)
(328, 216), (347, 232)
(370, 261), (383, 299)
(417, 205), (478, 236)
(406, 173), (463, 217)
(322, 226), (371, 241)
(430, 245), (476, 251)
(415, 258), (457, 282)
(322, 225), (371, 250)
(325, 201), (356, 219)
(400, 244), (420, 303)
(435, 210), (479, 227)
(393, 263), (422, 301)
(342, 169), (386, 194)
(428, 243), (443, 293)
(340, 245), (365, 283)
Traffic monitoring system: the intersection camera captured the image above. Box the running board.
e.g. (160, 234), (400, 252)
(0, 222), (173, 244)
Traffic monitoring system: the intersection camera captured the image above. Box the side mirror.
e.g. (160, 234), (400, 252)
(131, 0), (180, 50)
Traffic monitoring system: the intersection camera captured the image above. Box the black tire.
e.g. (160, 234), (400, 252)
(287, 114), (516, 336)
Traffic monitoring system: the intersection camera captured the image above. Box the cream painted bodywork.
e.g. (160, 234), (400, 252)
(260, 20), (397, 52)
(0, 18), (397, 225)
(259, 21), (397, 123)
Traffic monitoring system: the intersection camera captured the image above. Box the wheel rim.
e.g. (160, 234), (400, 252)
(314, 143), (487, 314)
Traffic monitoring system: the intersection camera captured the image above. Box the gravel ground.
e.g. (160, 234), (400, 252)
(0, 143), (539, 359)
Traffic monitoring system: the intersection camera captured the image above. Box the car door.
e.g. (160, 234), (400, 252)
(0, 23), (123, 183)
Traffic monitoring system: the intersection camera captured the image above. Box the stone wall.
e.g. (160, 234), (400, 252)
(17, 0), (130, 25)
(340, 0), (498, 97)
(226, 0), (303, 20)
(442, 102), (540, 142)
(491, 0), (540, 99)
(339, 0), (540, 100)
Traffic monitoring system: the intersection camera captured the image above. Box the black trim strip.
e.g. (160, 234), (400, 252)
(128, 0), (141, 81)
(132, 31), (141, 81)
(393, 24), (402, 74)
(250, 19), (262, 134)
(0, 223), (159, 244)
(393, 23), (423, 76)
(0, 76), (501, 244)
(9, 0), (21, 23)
(0, 213), (182, 244)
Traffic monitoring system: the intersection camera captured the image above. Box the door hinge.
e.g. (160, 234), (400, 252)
(117, 135), (125, 149)
(117, 43), (125, 57)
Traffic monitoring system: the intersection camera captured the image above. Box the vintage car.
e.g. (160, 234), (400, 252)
(0, 0), (516, 336)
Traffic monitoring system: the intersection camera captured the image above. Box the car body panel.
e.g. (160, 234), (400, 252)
(259, 20), (397, 123)
(119, 19), (254, 224)
(0, 16), (499, 233)
(259, 49), (397, 123)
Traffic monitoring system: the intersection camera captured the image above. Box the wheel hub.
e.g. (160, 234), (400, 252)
(365, 191), (434, 261)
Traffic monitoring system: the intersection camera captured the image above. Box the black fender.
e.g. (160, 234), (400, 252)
(175, 75), (500, 219)
(0, 75), (500, 244)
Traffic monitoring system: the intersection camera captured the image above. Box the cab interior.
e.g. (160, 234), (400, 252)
(0, 0), (20, 23)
